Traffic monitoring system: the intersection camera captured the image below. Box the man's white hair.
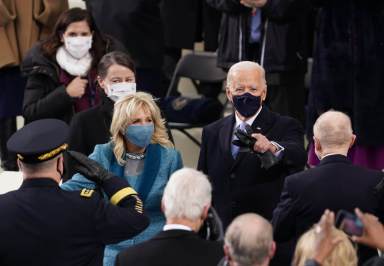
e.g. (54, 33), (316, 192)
(225, 213), (273, 266)
(162, 168), (212, 221)
(313, 110), (353, 149)
(226, 61), (266, 89)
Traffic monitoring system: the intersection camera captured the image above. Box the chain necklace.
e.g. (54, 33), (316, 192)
(125, 152), (145, 160)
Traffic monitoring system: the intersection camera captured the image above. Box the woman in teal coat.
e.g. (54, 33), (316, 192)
(61, 92), (183, 266)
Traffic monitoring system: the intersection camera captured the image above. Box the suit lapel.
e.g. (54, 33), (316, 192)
(251, 107), (275, 135)
(219, 114), (236, 164)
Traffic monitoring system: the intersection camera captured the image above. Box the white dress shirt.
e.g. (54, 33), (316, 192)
(163, 224), (192, 231)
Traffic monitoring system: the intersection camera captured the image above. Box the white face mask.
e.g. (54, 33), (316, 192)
(106, 82), (136, 101)
(64, 36), (92, 59)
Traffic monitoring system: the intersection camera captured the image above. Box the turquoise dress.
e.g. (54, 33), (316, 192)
(61, 142), (183, 266)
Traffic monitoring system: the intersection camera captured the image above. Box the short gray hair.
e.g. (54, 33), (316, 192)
(313, 110), (353, 149)
(226, 61), (266, 89)
(225, 213), (273, 266)
(162, 168), (212, 220)
(20, 156), (59, 174)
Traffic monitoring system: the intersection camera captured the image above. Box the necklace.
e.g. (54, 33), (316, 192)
(126, 152), (145, 160)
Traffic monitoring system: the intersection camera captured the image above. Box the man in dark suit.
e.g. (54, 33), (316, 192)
(272, 110), (384, 264)
(198, 61), (306, 229)
(0, 119), (149, 266)
(115, 168), (224, 266)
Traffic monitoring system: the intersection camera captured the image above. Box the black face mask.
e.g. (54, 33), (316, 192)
(232, 93), (261, 117)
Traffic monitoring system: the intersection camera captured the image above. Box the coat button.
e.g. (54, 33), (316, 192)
(231, 201), (237, 208)
(230, 173), (236, 179)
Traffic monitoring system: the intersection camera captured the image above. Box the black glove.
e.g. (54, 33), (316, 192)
(232, 124), (280, 169)
(233, 124), (256, 152)
(66, 150), (114, 184)
(198, 207), (224, 241)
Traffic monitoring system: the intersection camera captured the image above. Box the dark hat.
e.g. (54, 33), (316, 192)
(7, 119), (69, 164)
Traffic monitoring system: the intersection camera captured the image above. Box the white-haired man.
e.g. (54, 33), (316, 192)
(219, 213), (276, 266)
(115, 168), (224, 266)
(272, 110), (384, 265)
(198, 61), (306, 229)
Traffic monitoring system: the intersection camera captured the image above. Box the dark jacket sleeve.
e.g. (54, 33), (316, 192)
(94, 176), (149, 244)
(271, 176), (297, 242)
(23, 73), (73, 122)
(275, 118), (306, 172)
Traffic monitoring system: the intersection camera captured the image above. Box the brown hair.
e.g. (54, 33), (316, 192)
(97, 51), (136, 78)
(41, 8), (106, 68)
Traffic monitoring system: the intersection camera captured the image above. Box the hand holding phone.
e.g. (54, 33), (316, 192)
(335, 210), (364, 237)
(351, 208), (384, 251)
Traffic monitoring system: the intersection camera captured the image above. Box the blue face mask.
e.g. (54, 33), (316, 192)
(125, 124), (154, 148)
(232, 93), (261, 117)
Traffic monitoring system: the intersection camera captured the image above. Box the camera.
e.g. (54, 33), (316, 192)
(335, 210), (364, 236)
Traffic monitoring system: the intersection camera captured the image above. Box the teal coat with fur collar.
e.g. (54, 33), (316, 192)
(61, 142), (183, 266)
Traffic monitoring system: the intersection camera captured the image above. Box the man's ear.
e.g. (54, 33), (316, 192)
(17, 159), (22, 171)
(201, 205), (210, 221)
(269, 241), (276, 259)
(261, 85), (267, 102)
(223, 245), (232, 264)
(314, 136), (322, 153)
(226, 87), (233, 103)
(350, 134), (356, 148)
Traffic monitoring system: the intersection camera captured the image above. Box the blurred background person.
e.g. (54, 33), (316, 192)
(66, 51), (136, 179)
(21, 7), (124, 124)
(115, 168), (223, 266)
(62, 92), (183, 266)
(219, 213), (276, 266)
(206, 0), (310, 125)
(0, 0), (68, 170)
(307, 1), (384, 170)
(84, 0), (165, 97)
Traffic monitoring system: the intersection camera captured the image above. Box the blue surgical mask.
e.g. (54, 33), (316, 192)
(124, 124), (154, 148)
(232, 93), (261, 117)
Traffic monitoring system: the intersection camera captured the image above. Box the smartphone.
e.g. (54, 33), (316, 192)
(335, 210), (364, 236)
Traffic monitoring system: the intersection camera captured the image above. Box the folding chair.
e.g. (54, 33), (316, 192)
(165, 52), (227, 146)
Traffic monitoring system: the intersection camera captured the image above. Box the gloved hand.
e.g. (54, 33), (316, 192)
(66, 150), (114, 184)
(232, 124), (279, 169)
(233, 125), (256, 151)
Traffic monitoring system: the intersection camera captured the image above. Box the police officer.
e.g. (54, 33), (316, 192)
(0, 119), (149, 266)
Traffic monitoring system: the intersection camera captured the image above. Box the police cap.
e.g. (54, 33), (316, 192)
(7, 119), (69, 164)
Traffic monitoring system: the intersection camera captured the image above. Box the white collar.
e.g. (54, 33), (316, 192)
(321, 153), (346, 160)
(56, 46), (92, 76)
(163, 224), (192, 231)
(234, 106), (262, 128)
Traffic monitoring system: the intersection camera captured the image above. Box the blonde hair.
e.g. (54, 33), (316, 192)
(293, 227), (357, 266)
(110, 92), (173, 165)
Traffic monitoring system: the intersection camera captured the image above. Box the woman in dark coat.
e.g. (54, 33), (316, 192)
(65, 51), (136, 179)
(21, 8), (123, 124)
(307, 1), (384, 169)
